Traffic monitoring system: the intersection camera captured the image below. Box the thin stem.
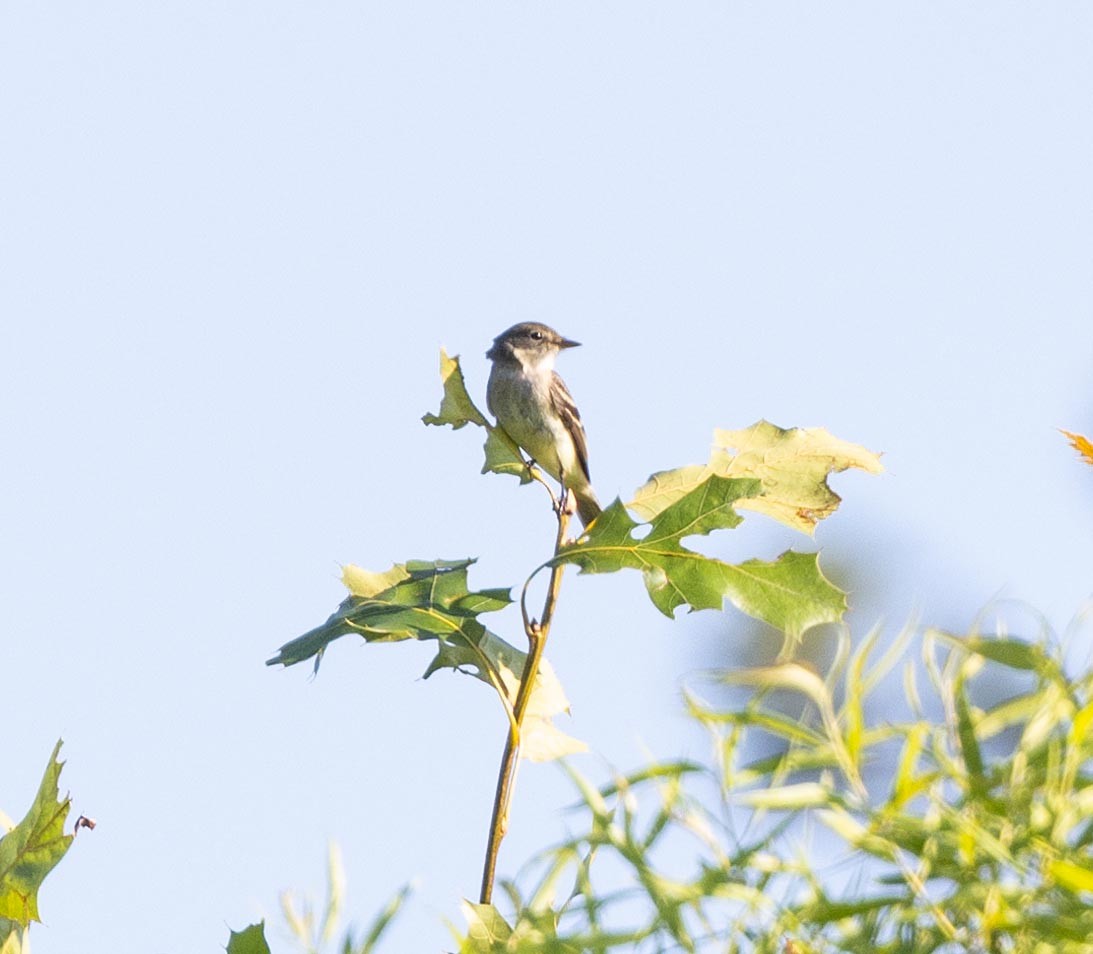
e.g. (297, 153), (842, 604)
(479, 496), (571, 904)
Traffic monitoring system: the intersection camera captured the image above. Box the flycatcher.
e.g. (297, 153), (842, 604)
(486, 322), (602, 527)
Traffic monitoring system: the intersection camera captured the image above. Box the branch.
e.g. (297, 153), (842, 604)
(479, 493), (572, 904)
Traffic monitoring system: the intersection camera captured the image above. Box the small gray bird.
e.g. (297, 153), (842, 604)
(485, 322), (602, 527)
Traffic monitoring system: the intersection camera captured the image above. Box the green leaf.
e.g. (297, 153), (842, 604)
(954, 674), (986, 795)
(630, 419), (883, 535)
(558, 474), (757, 611)
(270, 559), (583, 761)
(422, 350), (532, 484)
(946, 633), (1054, 675)
(0, 742), (73, 928)
(357, 883), (413, 954)
(482, 426), (533, 482)
(843, 628), (880, 768)
(735, 781), (833, 810)
(267, 559), (512, 670)
(726, 551), (848, 641)
(801, 892), (906, 924)
(225, 922), (272, 954)
(460, 901), (513, 952)
(421, 348), (488, 429)
(892, 724), (929, 806)
(556, 476), (846, 640)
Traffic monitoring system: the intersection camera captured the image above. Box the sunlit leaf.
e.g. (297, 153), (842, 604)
(735, 782), (832, 810)
(0, 924), (26, 954)
(270, 559), (582, 761)
(843, 628), (880, 768)
(940, 803), (1015, 867)
(557, 477), (846, 640)
(1019, 681), (1071, 753)
(684, 691), (826, 745)
(1051, 859), (1093, 895)
(816, 808), (899, 860)
(482, 426), (532, 481)
(460, 901), (513, 952)
(427, 627), (586, 762)
(892, 724), (929, 806)
(341, 562), (412, 599)
(421, 348), (487, 429)
(267, 559), (511, 670)
(1069, 701), (1093, 753)
(719, 662), (832, 713)
(423, 350), (532, 483)
(0, 742), (73, 927)
(630, 420), (883, 534)
(976, 691), (1047, 739)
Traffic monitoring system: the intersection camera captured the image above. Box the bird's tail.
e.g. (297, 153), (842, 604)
(574, 487), (602, 528)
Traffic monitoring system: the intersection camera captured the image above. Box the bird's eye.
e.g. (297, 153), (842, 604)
(530, 330), (543, 340)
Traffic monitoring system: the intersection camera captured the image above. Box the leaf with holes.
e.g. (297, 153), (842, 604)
(631, 420), (883, 535)
(556, 475), (846, 640)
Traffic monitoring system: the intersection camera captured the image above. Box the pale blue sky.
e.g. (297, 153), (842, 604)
(2, 4), (1091, 952)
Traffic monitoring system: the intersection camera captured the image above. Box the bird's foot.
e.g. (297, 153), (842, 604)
(555, 487), (578, 520)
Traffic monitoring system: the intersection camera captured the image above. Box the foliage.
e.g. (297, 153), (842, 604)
(260, 349), (1091, 951)
(422, 354), (880, 654)
(0, 741), (74, 950)
(229, 847), (410, 954)
(274, 353), (881, 772)
(266, 558), (583, 760)
(280, 844), (411, 954)
(555, 485), (845, 638)
(450, 625), (1093, 953)
(263, 346), (892, 945)
(629, 419), (884, 535)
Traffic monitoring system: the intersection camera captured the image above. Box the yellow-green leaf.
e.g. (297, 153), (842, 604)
(341, 563), (411, 599)
(460, 901), (513, 952)
(1051, 859), (1093, 894)
(423, 350), (532, 483)
(431, 637), (586, 762)
(421, 348), (487, 430)
(630, 420), (883, 535)
(735, 781), (832, 810)
(0, 742), (73, 928)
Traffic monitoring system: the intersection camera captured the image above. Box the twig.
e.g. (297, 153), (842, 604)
(479, 492), (571, 904)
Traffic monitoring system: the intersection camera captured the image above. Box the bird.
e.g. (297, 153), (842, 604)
(485, 322), (602, 528)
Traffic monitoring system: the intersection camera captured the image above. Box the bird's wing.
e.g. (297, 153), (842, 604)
(551, 371), (591, 483)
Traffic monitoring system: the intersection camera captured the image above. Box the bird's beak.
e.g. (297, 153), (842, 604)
(560, 337), (581, 349)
